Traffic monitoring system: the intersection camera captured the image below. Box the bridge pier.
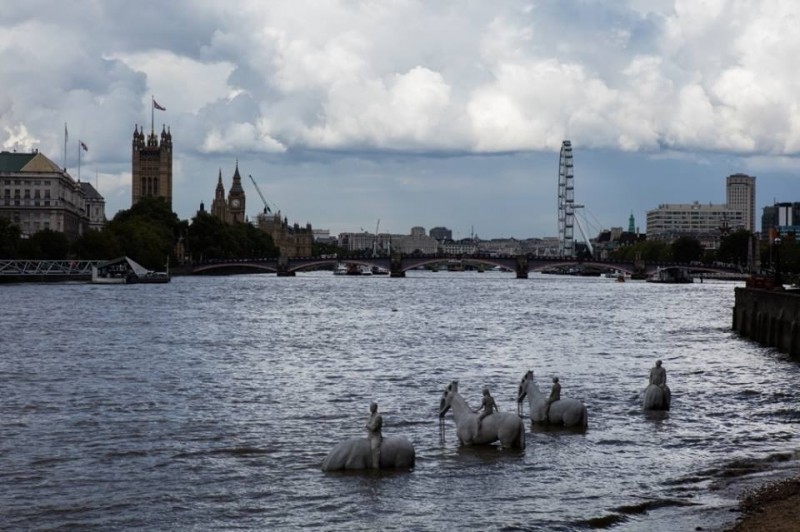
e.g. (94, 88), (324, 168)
(390, 254), (405, 278)
(277, 257), (295, 277)
(515, 256), (528, 279)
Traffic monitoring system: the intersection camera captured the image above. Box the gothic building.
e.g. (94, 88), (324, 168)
(210, 162), (246, 224)
(132, 124), (173, 207)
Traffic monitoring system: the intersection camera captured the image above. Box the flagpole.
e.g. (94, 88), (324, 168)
(63, 122), (68, 171)
(77, 139), (81, 182)
(151, 95), (154, 134)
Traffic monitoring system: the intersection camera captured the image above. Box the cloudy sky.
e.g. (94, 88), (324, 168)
(2, 0), (799, 239)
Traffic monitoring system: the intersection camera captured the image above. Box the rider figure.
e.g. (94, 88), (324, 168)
(546, 377), (561, 419)
(476, 388), (498, 432)
(649, 360), (667, 390)
(366, 402), (383, 469)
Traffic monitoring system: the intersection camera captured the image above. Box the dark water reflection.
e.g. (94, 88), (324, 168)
(1, 272), (799, 530)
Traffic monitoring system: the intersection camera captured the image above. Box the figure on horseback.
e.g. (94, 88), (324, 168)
(476, 388), (498, 431)
(321, 401), (415, 472)
(517, 370), (588, 430)
(643, 360), (671, 411)
(439, 381), (525, 449)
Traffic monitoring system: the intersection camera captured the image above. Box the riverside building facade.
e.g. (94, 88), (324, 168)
(646, 201), (744, 249)
(0, 150), (104, 240)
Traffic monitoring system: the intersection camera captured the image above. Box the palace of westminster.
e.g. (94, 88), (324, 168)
(1, 122), (798, 258)
(0, 123), (313, 258)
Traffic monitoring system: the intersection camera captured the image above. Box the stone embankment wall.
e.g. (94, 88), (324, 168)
(733, 287), (800, 358)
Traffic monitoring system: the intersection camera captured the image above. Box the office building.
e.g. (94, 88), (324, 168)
(0, 150), (104, 240)
(726, 173), (756, 233)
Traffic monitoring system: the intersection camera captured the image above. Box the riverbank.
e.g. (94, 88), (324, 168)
(725, 475), (800, 531)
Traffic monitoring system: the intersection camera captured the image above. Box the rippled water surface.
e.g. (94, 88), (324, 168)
(2, 272), (799, 531)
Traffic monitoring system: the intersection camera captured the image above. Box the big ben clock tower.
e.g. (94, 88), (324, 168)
(227, 161), (246, 223)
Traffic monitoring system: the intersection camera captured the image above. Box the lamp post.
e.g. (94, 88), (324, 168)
(773, 237), (782, 286)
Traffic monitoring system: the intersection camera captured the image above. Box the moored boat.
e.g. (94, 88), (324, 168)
(91, 256), (170, 284)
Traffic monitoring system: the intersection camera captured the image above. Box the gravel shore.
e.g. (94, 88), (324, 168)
(725, 476), (800, 531)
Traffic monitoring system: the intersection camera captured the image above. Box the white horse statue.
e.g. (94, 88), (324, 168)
(438, 381), (526, 449)
(642, 384), (671, 410)
(516, 370), (588, 430)
(321, 436), (415, 472)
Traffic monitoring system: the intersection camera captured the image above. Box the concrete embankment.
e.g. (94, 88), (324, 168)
(733, 286), (800, 358)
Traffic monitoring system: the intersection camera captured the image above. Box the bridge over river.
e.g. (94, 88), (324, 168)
(181, 254), (746, 279)
(0, 255), (746, 281)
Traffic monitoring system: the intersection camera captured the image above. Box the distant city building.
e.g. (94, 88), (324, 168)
(312, 229), (337, 245)
(762, 202), (800, 238)
(439, 238), (477, 255)
(726, 173), (756, 233)
(257, 213), (313, 257)
(593, 227), (645, 259)
(0, 150), (104, 240)
(646, 201), (743, 249)
(209, 163), (246, 224)
(131, 124), (173, 208)
(429, 226), (452, 241)
(628, 213), (636, 233)
(519, 237), (561, 257)
(339, 227), (438, 254)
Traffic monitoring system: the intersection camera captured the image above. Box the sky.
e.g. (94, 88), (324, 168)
(2, 0), (800, 239)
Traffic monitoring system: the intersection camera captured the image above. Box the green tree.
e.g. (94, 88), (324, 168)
(71, 228), (123, 259)
(670, 236), (704, 263)
(0, 217), (21, 258)
(19, 229), (70, 260)
(186, 211), (277, 261)
(716, 230), (752, 266)
(611, 239), (669, 261)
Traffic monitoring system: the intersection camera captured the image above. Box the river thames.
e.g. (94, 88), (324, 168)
(1, 271), (799, 531)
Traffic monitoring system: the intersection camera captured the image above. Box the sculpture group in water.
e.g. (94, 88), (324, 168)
(322, 360), (669, 472)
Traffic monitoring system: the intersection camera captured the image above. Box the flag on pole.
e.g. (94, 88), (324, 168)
(153, 99), (166, 111)
(65, 123), (69, 142)
(80, 141), (88, 152)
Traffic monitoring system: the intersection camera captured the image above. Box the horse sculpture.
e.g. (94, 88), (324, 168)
(321, 435), (415, 472)
(642, 383), (671, 411)
(516, 370), (588, 430)
(438, 381), (525, 449)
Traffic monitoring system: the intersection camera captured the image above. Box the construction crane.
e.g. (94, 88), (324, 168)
(372, 219), (380, 257)
(248, 174), (272, 215)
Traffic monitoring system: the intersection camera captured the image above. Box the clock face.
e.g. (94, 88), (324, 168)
(231, 199), (241, 208)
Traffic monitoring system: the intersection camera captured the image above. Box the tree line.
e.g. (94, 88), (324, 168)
(608, 230), (800, 278)
(0, 197), (280, 270)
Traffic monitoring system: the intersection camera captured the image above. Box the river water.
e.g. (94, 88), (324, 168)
(1, 271), (799, 531)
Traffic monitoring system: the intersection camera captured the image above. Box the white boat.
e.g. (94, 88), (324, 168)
(333, 263), (348, 275)
(92, 256), (170, 284)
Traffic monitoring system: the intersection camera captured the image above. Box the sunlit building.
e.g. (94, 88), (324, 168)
(0, 150), (104, 240)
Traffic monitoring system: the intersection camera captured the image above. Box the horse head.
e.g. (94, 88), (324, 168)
(439, 380), (458, 418)
(517, 370), (534, 403)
